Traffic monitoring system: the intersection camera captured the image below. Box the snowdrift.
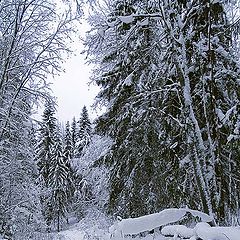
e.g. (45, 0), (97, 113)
(109, 208), (240, 240)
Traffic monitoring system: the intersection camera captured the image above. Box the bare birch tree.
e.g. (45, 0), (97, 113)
(0, 0), (83, 237)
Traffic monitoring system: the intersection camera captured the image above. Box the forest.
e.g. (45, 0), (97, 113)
(0, 0), (239, 239)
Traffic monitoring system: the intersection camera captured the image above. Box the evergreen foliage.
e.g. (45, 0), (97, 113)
(87, 0), (182, 218)
(63, 121), (77, 214)
(36, 101), (57, 187)
(85, 0), (240, 223)
(64, 121), (74, 160)
(159, 0), (240, 223)
(0, 0), (239, 236)
(35, 101), (58, 230)
(49, 133), (69, 232)
(71, 117), (78, 155)
(75, 106), (92, 157)
(36, 103), (75, 231)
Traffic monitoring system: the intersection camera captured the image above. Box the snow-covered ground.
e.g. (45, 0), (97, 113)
(52, 208), (240, 240)
(55, 229), (85, 240)
(110, 208), (240, 240)
(53, 208), (111, 240)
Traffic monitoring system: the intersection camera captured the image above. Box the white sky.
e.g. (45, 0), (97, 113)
(50, 17), (102, 123)
(51, 52), (100, 123)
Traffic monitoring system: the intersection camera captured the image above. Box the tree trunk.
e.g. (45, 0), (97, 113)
(57, 210), (60, 232)
(177, 31), (215, 223)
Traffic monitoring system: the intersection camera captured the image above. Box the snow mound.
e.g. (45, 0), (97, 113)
(57, 229), (85, 240)
(195, 223), (240, 240)
(109, 208), (240, 240)
(161, 225), (194, 238)
(110, 208), (212, 236)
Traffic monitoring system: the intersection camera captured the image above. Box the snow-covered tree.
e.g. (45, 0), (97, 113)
(36, 102), (58, 187)
(85, 0), (240, 223)
(71, 117), (78, 154)
(63, 121), (74, 160)
(85, 0), (179, 217)
(0, 0), (79, 141)
(36, 106), (76, 231)
(75, 106), (92, 157)
(49, 133), (69, 232)
(63, 121), (77, 212)
(156, 0), (240, 223)
(0, 94), (43, 239)
(72, 134), (112, 220)
(35, 101), (58, 230)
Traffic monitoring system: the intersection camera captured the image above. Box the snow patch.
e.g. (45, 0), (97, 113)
(216, 45), (229, 58)
(137, 18), (149, 26)
(180, 154), (191, 167)
(98, 28), (105, 37)
(118, 15), (134, 24)
(57, 229), (85, 240)
(170, 142), (178, 149)
(195, 223), (240, 240)
(124, 73), (133, 86)
(161, 225), (194, 238)
(107, 19), (118, 27)
(216, 108), (225, 122)
(187, 209), (212, 222)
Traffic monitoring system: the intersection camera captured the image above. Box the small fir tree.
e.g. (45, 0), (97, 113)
(71, 117), (77, 156)
(63, 121), (77, 209)
(35, 101), (58, 229)
(36, 101), (57, 187)
(63, 121), (74, 159)
(49, 132), (69, 232)
(75, 106), (92, 157)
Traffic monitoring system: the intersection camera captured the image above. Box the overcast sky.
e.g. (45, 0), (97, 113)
(51, 52), (100, 123)
(50, 19), (103, 123)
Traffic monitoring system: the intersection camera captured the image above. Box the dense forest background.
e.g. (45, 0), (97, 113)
(0, 0), (239, 239)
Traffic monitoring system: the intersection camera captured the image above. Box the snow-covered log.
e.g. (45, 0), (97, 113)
(109, 208), (212, 236)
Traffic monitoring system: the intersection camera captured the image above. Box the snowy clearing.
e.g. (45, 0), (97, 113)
(56, 229), (85, 240)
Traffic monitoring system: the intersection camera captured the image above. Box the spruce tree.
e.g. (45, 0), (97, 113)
(64, 121), (74, 159)
(71, 117), (77, 156)
(86, 0), (173, 217)
(63, 121), (77, 208)
(36, 101), (57, 187)
(158, 0), (240, 223)
(36, 107), (76, 231)
(49, 132), (69, 232)
(75, 106), (92, 157)
(35, 101), (58, 229)
(86, 0), (240, 223)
